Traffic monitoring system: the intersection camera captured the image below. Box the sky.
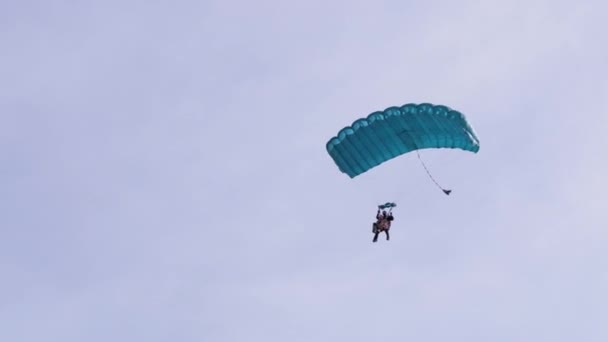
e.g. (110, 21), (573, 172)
(2, 0), (607, 341)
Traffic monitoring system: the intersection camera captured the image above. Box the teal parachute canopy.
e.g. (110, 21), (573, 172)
(326, 103), (480, 178)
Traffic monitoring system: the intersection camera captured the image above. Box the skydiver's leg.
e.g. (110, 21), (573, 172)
(385, 230), (390, 240)
(373, 231), (379, 242)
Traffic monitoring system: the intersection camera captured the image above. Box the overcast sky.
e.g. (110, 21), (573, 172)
(2, 0), (607, 341)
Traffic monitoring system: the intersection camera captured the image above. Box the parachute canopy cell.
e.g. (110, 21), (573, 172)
(326, 103), (480, 178)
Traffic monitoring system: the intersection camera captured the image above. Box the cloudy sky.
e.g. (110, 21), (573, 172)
(2, 0), (607, 341)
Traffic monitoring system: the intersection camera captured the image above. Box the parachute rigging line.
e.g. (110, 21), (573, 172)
(415, 149), (451, 196)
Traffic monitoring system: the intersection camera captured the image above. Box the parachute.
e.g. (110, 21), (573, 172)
(325, 102), (480, 194)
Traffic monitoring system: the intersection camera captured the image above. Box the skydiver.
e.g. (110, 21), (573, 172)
(373, 209), (394, 242)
